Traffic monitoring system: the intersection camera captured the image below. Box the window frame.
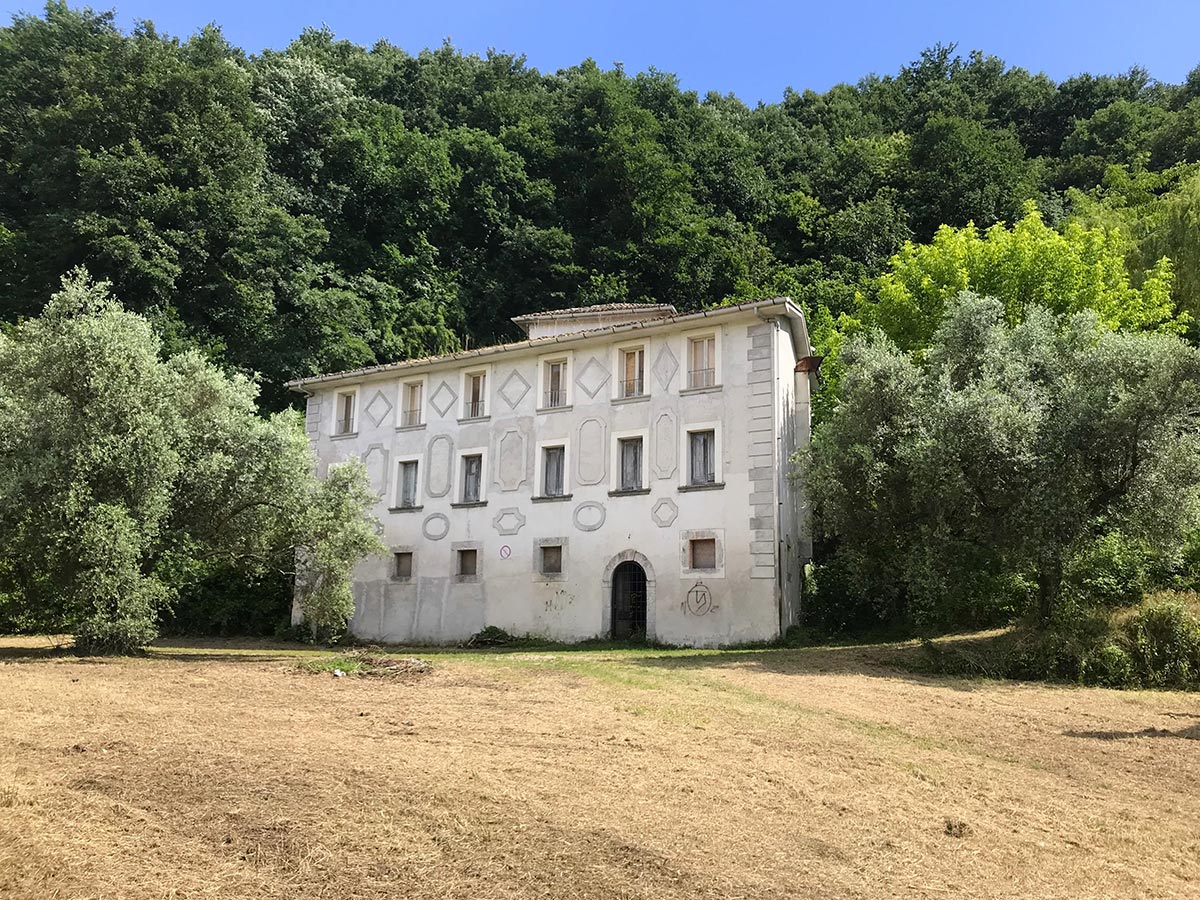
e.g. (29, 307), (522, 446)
(679, 421), (723, 489)
(680, 328), (722, 392)
(680, 528), (726, 578)
(460, 366), (491, 421)
(536, 350), (574, 411)
(391, 454), (423, 511)
(396, 375), (428, 429)
(611, 340), (648, 401)
(532, 536), (569, 583)
(534, 439), (571, 499)
(610, 428), (649, 493)
(331, 387), (360, 437)
(454, 447), (489, 505)
(452, 541), (483, 583)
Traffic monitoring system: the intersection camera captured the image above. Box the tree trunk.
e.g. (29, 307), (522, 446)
(1036, 555), (1062, 628)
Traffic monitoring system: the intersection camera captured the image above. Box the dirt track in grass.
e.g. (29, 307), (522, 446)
(1, 635), (1197, 899)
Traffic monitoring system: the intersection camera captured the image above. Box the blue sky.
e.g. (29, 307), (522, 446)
(4, 1), (1198, 104)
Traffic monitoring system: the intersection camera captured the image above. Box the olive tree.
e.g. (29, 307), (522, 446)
(0, 270), (381, 652)
(808, 291), (1200, 630)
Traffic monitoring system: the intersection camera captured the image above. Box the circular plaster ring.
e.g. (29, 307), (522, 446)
(421, 513), (451, 541)
(572, 501), (606, 532)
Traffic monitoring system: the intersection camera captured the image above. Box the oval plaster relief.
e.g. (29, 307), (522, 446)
(422, 513), (451, 541)
(425, 434), (454, 498)
(575, 418), (607, 485)
(572, 501), (606, 532)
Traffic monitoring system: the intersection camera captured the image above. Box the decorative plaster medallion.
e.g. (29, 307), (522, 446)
(575, 418), (608, 485)
(651, 497), (679, 528)
(421, 513), (451, 541)
(364, 389), (394, 428)
(492, 507), (527, 536)
(652, 410), (678, 479)
(574, 356), (610, 399)
(498, 369), (532, 410)
(361, 443), (389, 497)
(572, 501), (607, 532)
(429, 380), (458, 418)
(425, 434), (454, 498)
(652, 343), (679, 390)
(495, 428), (528, 492)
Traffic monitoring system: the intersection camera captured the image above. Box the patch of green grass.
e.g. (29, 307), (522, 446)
(297, 656), (363, 675)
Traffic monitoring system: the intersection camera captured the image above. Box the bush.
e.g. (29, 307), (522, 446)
(1064, 532), (1149, 609)
(1079, 643), (1135, 687)
(1120, 600), (1200, 689)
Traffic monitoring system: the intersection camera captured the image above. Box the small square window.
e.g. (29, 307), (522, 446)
(541, 545), (562, 575)
(457, 548), (477, 577)
(690, 538), (717, 570)
(393, 551), (413, 579)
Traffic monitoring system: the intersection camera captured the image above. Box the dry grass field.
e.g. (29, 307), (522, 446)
(1, 635), (1197, 900)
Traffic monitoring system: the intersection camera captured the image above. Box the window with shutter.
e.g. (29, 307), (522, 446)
(398, 461), (419, 507)
(462, 455), (482, 503)
(688, 430), (716, 485)
(619, 438), (643, 490)
(543, 446), (565, 496)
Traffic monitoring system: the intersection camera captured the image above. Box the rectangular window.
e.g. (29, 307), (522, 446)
(465, 372), (486, 418)
(462, 454), (483, 503)
(398, 460), (419, 508)
(687, 336), (716, 389)
(620, 347), (645, 398)
(457, 548), (477, 577)
(688, 430), (716, 485)
(335, 391), (355, 435)
(544, 360), (567, 408)
(402, 382), (423, 427)
(393, 551), (413, 579)
(543, 446), (565, 497)
(541, 545), (563, 575)
(619, 437), (643, 491)
(690, 538), (717, 570)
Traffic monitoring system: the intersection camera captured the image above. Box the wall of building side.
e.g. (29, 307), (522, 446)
(774, 323), (811, 632)
(299, 313), (787, 647)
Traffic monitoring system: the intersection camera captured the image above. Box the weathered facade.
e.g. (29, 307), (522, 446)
(288, 298), (815, 646)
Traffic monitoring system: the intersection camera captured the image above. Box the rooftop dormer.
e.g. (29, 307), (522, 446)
(511, 303), (678, 340)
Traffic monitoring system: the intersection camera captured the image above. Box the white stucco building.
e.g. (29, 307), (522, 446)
(287, 298), (816, 646)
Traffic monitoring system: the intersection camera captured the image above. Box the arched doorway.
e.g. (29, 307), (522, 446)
(611, 561), (648, 640)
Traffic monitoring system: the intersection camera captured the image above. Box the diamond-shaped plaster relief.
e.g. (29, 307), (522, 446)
(430, 380), (458, 418)
(499, 369), (531, 410)
(364, 390), (393, 428)
(653, 344), (679, 390)
(574, 356), (610, 399)
(492, 507), (527, 536)
(651, 497), (679, 528)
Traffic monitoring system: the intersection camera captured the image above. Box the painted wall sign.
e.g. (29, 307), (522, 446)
(499, 545), (512, 559)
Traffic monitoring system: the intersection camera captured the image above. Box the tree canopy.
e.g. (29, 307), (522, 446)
(2, 6), (1200, 405)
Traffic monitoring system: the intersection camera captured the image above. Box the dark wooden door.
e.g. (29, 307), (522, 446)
(611, 561), (647, 640)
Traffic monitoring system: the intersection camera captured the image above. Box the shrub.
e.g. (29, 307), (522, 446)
(1079, 643), (1135, 687)
(1120, 600), (1200, 688)
(1064, 532), (1149, 609)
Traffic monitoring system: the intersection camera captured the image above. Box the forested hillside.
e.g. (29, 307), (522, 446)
(3, 3), (1199, 406)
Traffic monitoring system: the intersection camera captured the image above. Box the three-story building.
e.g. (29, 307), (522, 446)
(288, 298), (815, 646)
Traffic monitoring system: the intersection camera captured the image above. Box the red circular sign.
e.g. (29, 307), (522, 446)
(499, 545), (511, 559)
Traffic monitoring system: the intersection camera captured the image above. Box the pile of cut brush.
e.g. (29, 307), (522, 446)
(299, 649), (432, 680)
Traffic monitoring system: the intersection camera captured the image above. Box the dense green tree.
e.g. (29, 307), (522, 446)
(0, 271), (381, 651)
(808, 293), (1200, 631)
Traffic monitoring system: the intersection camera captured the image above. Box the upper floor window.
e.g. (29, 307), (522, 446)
(687, 335), (717, 389)
(461, 453), (483, 503)
(334, 390), (356, 435)
(620, 347), (645, 398)
(401, 381), (423, 427)
(544, 359), (568, 409)
(618, 437), (643, 491)
(543, 445), (566, 497)
(688, 429), (716, 486)
(464, 372), (487, 419)
(397, 460), (420, 508)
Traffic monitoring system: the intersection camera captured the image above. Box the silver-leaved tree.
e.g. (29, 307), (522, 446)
(807, 291), (1200, 632)
(0, 270), (382, 652)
